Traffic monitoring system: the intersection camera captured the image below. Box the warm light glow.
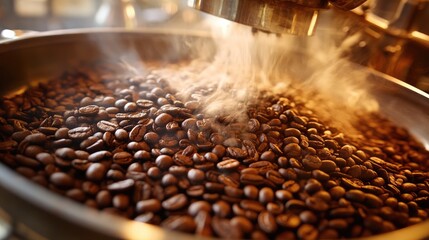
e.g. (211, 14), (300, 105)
(307, 11), (318, 36)
(1, 29), (17, 39)
(411, 31), (429, 46)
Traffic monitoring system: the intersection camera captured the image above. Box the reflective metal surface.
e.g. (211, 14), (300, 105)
(0, 29), (428, 239)
(187, 0), (324, 35)
(187, 0), (368, 35)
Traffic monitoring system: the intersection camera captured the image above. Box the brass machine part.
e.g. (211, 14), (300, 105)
(187, 0), (367, 36)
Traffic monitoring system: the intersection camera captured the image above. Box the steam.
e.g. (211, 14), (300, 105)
(90, 16), (379, 134)
(150, 19), (379, 133)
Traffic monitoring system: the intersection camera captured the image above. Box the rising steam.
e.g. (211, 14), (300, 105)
(150, 18), (379, 133)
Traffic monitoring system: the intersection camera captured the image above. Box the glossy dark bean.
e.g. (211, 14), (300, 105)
(86, 163), (107, 181)
(113, 151), (133, 165)
(213, 200), (231, 217)
(302, 155), (322, 170)
(96, 120), (118, 132)
(276, 213), (301, 228)
(136, 199), (161, 213)
(217, 159), (240, 170)
(162, 194), (188, 210)
(50, 172), (73, 188)
(107, 179), (135, 192)
(3, 67), (429, 239)
(129, 125), (146, 141)
(258, 211), (277, 234)
(68, 127), (92, 140)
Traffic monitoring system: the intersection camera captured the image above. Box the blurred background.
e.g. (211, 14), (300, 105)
(0, 0), (428, 92)
(0, 0), (199, 31)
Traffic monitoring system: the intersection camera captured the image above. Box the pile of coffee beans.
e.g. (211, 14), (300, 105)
(0, 68), (428, 239)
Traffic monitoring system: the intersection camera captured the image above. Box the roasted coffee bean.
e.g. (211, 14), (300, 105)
(240, 200), (264, 212)
(258, 211), (277, 234)
(88, 150), (112, 162)
(23, 133), (47, 144)
(161, 216), (196, 233)
(113, 151), (133, 165)
(129, 125), (146, 141)
(86, 163), (107, 181)
(306, 196), (329, 211)
(68, 127), (92, 140)
(186, 185), (205, 197)
(330, 186), (346, 200)
(276, 213), (301, 228)
(50, 172), (73, 188)
(79, 105), (99, 115)
(231, 216), (253, 233)
(162, 194), (188, 210)
(97, 120), (118, 132)
(113, 194), (129, 210)
(345, 189), (366, 203)
(213, 200), (231, 217)
(188, 200), (211, 216)
(108, 179), (135, 192)
(283, 143), (302, 158)
(241, 173), (264, 185)
(217, 159), (240, 170)
(96, 190), (112, 208)
(136, 199), (162, 213)
(302, 155), (322, 170)
(297, 224), (318, 240)
(259, 187), (274, 203)
(3, 67), (429, 239)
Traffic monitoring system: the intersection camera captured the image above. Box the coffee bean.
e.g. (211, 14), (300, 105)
(365, 193), (383, 208)
(217, 159), (240, 170)
(113, 194), (129, 210)
(306, 196), (329, 211)
(297, 224), (318, 240)
(129, 125), (146, 141)
(96, 190), (112, 208)
(282, 180), (300, 193)
(259, 187), (274, 203)
(86, 163), (107, 181)
(108, 179), (135, 192)
(24, 133), (47, 144)
(302, 155), (322, 170)
(136, 199), (161, 213)
(212, 216), (242, 239)
(113, 151), (133, 165)
(50, 172), (73, 188)
(161, 215), (196, 233)
(155, 113), (173, 127)
(188, 201), (211, 216)
(241, 173), (264, 186)
(283, 143), (302, 158)
(55, 147), (76, 160)
(300, 210), (319, 225)
(68, 127), (92, 140)
(231, 216), (253, 233)
(88, 150), (112, 162)
(162, 194), (188, 210)
(276, 213), (301, 228)
(188, 169), (205, 183)
(79, 105), (99, 115)
(97, 120), (118, 132)
(345, 189), (366, 202)
(258, 211), (277, 234)
(213, 200), (231, 217)
(240, 200), (264, 212)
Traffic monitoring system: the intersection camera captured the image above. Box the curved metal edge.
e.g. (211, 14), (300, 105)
(0, 27), (211, 53)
